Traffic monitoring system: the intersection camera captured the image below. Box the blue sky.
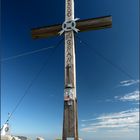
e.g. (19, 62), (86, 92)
(1, 0), (139, 140)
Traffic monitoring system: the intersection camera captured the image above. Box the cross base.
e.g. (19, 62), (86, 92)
(62, 99), (78, 140)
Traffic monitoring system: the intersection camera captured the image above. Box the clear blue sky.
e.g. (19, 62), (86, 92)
(1, 0), (139, 140)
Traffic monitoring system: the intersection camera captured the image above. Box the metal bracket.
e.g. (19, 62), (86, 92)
(59, 18), (80, 35)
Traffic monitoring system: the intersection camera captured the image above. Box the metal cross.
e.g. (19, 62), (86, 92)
(31, 0), (112, 140)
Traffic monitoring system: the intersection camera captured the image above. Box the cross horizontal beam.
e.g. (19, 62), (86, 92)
(31, 15), (112, 39)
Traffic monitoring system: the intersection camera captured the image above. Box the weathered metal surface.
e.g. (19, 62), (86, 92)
(31, 15), (112, 39)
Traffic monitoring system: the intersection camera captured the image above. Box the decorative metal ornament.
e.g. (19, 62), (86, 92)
(59, 18), (80, 35)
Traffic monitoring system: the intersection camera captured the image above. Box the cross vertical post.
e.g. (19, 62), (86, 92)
(62, 0), (78, 140)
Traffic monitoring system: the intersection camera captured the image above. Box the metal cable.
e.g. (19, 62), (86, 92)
(1, 44), (60, 62)
(76, 35), (134, 79)
(1, 38), (64, 127)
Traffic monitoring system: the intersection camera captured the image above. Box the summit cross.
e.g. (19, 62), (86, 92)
(31, 0), (112, 140)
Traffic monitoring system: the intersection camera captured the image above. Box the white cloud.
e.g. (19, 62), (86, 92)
(80, 108), (139, 133)
(115, 90), (139, 102)
(80, 81), (139, 134)
(119, 79), (139, 87)
(104, 90), (139, 103)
